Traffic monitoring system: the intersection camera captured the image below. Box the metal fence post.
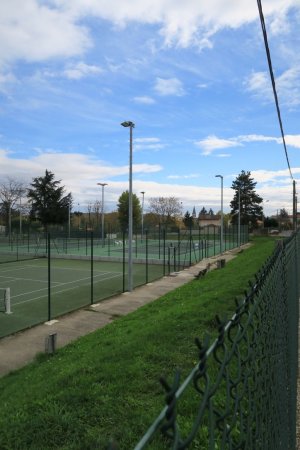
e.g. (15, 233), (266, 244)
(91, 231), (94, 305)
(47, 232), (51, 322)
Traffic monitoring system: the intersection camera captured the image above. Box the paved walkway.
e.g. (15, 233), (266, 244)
(0, 247), (246, 378)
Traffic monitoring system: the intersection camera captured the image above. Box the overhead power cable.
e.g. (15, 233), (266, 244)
(256, 0), (293, 180)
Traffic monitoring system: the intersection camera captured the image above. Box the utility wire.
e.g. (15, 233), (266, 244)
(256, 0), (293, 180)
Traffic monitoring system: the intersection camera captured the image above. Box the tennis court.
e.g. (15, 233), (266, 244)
(0, 257), (164, 338)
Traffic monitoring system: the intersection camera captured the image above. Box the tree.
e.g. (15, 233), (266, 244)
(264, 216), (278, 228)
(0, 177), (27, 235)
(199, 207), (208, 216)
(279, 208), (289, 218)
(27, 170), (72, 229)
(148, 197), (182, 224)
(117, 191), (142, 233)
(183, 211), (193, 228)
(230, 170), (263, 228)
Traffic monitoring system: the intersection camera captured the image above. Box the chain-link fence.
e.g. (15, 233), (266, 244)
(130, 231), (299, 449)
(0, 225), (248, 338)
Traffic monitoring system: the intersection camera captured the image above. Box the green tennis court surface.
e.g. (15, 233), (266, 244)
(0, 258), (164, 338)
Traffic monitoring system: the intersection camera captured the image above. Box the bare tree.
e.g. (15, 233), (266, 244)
(148, 197), (182, 224)
(87, 203), (93, 228)
(0, 177), (27, 235)
(93, 200), (101, 227)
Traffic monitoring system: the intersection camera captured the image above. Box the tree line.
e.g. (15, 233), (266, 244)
(0, 169), (286, 235)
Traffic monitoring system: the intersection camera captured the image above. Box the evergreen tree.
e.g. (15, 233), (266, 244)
(279, 208), (289, 218)
(230, 170), (263, 228)
(117, 190), (142, 232)
(199, 207), (207, 216)
(183, 211), (193, 228)
(27, 170), (72, 229)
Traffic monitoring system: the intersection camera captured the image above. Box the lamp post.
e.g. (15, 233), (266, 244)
(215, 175), (224, 254)
(140, 191), (145, 242)
(121, 121), (135, 291)
(97, 182), (108, 246)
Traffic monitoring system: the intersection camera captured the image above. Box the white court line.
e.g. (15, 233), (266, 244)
(0, 269), (114, 284)
(13, 272), (122, 306)
(0, 275), (48, 284)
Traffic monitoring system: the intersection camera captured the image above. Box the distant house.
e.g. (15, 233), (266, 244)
(198, 214), (221, 228)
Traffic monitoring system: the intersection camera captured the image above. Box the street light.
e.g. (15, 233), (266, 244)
(97, 182), (108, 246)
(140, 191), (145, 242)
(215, 175), (224, 254)
(121, 120), (135, 291)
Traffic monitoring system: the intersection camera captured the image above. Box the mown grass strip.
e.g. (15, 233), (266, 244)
(0, 237), (276, 449)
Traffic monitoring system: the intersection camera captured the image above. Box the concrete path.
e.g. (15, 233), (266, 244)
(0, 248), (246, 378)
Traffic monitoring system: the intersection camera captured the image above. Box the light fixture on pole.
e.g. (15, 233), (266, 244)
(140, 191), (145, 242)
(121, 121), (135, 292)
(215, 175), (224, 254)
(97, 182), (108, 246)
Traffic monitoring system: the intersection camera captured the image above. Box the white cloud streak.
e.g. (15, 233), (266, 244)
(63, 61), (103, 80)
(133, 96), (155, 104)
(194, 133), (300, 155)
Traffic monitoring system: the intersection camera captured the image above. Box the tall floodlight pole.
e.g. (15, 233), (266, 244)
(97, 182), (108, 246)
(121, 121), (135, 291)
(140, 191), (145, 242)
(215, 175), (224, 254)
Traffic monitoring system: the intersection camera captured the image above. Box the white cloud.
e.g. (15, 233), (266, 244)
(238, 134), (281, 144)
(0, 1), (298, 66)
(195, 135), (241, 155)
(154, 77), (185, 96)
(285, 135), (300, 148)
(134, 137), (165, 151)
(194, 133), (300, 156)
(63, 61), (103, 80)
(0, 1), (91, 64)
(133, 96), (155, 104)
(251, 168), (300, 183)
(245, 67), (300, 106)
(55, 0), (298, 49)
(0, 148), (162, 192)
(244, 71), (271, 97)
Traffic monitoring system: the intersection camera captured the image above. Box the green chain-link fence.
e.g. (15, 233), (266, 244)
(0, 226), (248, 338)
(128, 231), (299, 449)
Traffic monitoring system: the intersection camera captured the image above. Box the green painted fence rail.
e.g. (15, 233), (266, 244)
(115, 231), (300, 450)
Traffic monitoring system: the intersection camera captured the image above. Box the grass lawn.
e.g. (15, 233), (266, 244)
(0, 237), (276, 449)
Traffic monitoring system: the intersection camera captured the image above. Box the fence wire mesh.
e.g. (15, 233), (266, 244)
(0, 226), (248, 338)
(131, 231), (299, 450)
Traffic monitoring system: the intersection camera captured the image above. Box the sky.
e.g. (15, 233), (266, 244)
(0, 0), (300, 217)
